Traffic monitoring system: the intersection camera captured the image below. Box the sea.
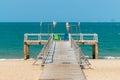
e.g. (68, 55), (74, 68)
(0, 22), (120, 60)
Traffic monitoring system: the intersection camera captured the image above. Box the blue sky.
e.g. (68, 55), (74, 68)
(0, 0), (120, 22)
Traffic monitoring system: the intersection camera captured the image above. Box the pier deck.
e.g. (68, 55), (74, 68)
(24, 33), (98, 60)
(39, 64), (86, 80)
(24, 33), (98, 80)
(53, 41), (77, 64)
(39, 41), (86, 80)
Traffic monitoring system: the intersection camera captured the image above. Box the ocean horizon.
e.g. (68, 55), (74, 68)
(0, 22), (120, 60)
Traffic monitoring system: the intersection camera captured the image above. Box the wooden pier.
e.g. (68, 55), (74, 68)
(39, 64), (86, 80)
(39, 41), (87, 80)
(24, 33), (98, 80)
(24, 33), (48, 59)
(24, 33), (98, 60)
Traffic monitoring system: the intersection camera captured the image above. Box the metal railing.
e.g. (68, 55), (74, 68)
(41, 35), (53, 65)
(24, 33), (66, 41)
(24, 33), (98, 42)
(32, 34), (54, 65)
(24, 33), (52, 42)
(71, 37), (82, 64)
(71, 35), (91, 68)
(71, 33), (98, 42)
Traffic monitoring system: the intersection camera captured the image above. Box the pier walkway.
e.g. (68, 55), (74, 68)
(53, 41), (77, 64)
(39, 41), (86, 80)
(24, 33), (98, 80)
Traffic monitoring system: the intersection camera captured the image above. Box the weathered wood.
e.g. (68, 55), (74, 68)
(24, 33), (98, 60)
(39, 64), (87, 80)
(24, 40), (98, 60)
(24, 42), (29, 60)
(25, 40), (47, 45)
(23, 40), (47, 60)
(53, 41), (78, 64)
(75, 40), (98, 45)
(92, 43), (98, 59)
(75, 40), (98, 59)
(39, 41), (87, 80)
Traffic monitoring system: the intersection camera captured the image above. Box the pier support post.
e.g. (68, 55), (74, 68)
(69, 34), (72, 47)
(92, 43), (98, 59)
(24, 42), (29, 60)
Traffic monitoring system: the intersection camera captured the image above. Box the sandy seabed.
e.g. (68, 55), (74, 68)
(0, 59), (120, 80)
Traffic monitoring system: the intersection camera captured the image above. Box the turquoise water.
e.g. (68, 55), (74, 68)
(0, 22), (120, 59)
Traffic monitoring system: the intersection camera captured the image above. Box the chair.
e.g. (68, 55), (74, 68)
(53, 34), (59, 40)
(64, 33), (68, 40)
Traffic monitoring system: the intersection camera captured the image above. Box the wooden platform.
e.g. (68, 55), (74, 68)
(53, 41), (78, 64)
(39, 64), (86, 80)
(24, 33), (98, 60)
(24, 32), (98, 80)
(24, 40), (47, 45)
(39, 41), (87, 80)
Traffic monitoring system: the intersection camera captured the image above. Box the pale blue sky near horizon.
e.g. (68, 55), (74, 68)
(0, 0), (120, 22)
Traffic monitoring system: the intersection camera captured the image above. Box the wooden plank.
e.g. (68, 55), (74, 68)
(24, 40), (47, 45)
(39, 64), (86, 80)
(39, 41), (87, 80)
(75, 40), (98, 59)
(53, 41), (78, 64)
(75, 40), (98, 45)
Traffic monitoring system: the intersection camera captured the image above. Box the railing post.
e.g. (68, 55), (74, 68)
(41, 52), (45, 66)
(24, 33), (29, 60)
(24, 33), (28, 42)
(52, 33), (53, 41)
(78, 48), (81, 64)
(80, 33), (83, 42)
(93, 33), (95, 41)
(93, 33), (98, 42)
(69, 33), (72, 47)
(38, 34), (41, 41)
(69, 33), (71, 42)
(96, 34), (98, 42)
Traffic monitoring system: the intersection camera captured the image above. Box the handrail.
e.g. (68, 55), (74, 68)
(71, 35), (91, 68)
(71, 33), (98, 42)
(24, 33), (51, 42)
(24, 33), (98, 42)
(41, 35), (53, 65)
(32, 34), (53, 65)
(71, 36), (82, 64)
